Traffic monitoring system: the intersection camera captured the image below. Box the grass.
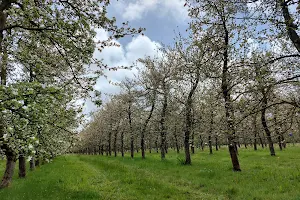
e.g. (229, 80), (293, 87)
(0, 145), (300, 199)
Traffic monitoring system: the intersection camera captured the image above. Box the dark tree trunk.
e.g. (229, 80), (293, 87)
(199, 135), (204, 151)
(191, 131), (195, 154)
(141, 135), (145, 159)
(244, 137), (247, 149)
(174, 133), (180, 153)
(121, 132), (124, 157)
(149, 136), (152, 153)
(165, 142), (168, 154)
(184, 72), (200, 165)
(155, 136), (159, 153)
(0, 153), (16, 188)
(30, 157), (35, 171)
(274, 108), (283, 151)
(100, 145), (104, 156)
(160, 89), (168, 160)
(18, 155), (26, 178)
(141, 91), (156, 159)
(113, 131), (117, 157)
(209, 111), (213, 154)
(128, 102), (134, 159)
(35, 157), (40, 167)
(278, 135), (283, 151)
(215, 136), (219, 151)
(261, 92), (276, 156)
(108, 132), (112, 156)
(279, 0), (300, 53)
(221, 22), (241, 171)
(259, 134), (264, 148)
(253, 114), (258, 151)
(208, 135), (213, 154)
(282, 134), (286, 148)
(106, 145), (109, 156)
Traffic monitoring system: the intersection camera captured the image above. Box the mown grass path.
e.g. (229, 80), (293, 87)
(1, 146), (300, 199)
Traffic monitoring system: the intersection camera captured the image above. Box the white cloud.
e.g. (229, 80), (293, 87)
(83, 29), (161, 114)
(114, 0), (188, 22)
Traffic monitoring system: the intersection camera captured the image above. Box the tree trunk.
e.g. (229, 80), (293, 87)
(141, 134), (145, 159)
(113, 131), (117, 157)
(253, 114), (258, 151)
(184, 98), (192, 164)
(30, 157), (35, 171)
(174, 133), (180, 153)
(191, 131), (195, 154)
(18, 155), (26, 178)
(261, 93), (276, 156)
(281, 134), (286, 148)
(120, 132), (124, 157)
(155, 136), (159, 153)
(208, 135), (213, 154)
(259, 134), (264, 148)
(141, 92), (156, 159)
(199, 135), (204, 151)
(274, 108), (282, 151)
(35, 157), (40, 167)
(278, 135), (283, 151)
(215, 136), (219, 151)
(0, 153), (16, 188)
(279, 0), (300, 53)
(108, 132), (112, 156)
(221, 23), (241, 171)
(160, 90), (168, 160)
(100, 145), (104, 156)
(244, 137), (247, 149)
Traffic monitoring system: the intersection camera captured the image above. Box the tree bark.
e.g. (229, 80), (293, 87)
(128, 101), (134, 159)
(209, 110), (213, 154)
(141, 91), (156, 159)
(160, 88), (168, 160)
(184, 71), (201, 165)
(18, 155), (26, 178)
(35, 157), (40, 167)
(30, 157), (35, 171)
(191, 131), (195, 154)
(199, 135), (204, 151)
(121, 132), (124, 157)
(221, 22), (241, 171)
(0, 153), (16, 188)
(108, 131), (112, 156)
(113, 131), (117, 157)
(215, 136), (219, 151)
(208, 135), (213, 154)
(279, 0), (300, 53)
(253, 114), (258, 151)
(174, 133), (180, 153)
(261, 91), (276, 156)
(274, 110), (282, 151)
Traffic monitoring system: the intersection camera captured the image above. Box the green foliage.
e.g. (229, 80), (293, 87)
(1, 146), (300, 199)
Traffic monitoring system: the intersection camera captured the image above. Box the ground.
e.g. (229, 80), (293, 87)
(0, 145), (300, 200)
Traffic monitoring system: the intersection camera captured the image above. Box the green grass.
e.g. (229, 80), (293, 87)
(1, 145), (300, 200)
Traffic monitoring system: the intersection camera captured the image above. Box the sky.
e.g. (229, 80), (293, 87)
(83, 0), (189, 115)
(82, 0), (270, 116)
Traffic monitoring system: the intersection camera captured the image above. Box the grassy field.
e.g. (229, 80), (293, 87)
(0, 146), (300, 200)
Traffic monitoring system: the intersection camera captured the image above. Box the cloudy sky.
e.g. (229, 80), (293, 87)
(83, 0), (189, 115)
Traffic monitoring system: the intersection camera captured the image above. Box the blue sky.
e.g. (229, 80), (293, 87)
(83, 0), (189, 115)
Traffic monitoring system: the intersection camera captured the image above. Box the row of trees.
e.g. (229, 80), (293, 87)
(76, 0), (300, 172)
(0, 0), (140, 188)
